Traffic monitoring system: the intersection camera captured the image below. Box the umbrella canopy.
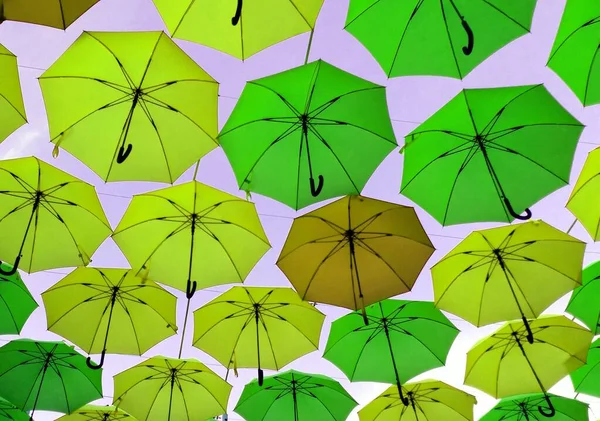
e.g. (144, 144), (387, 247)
(432, 220), (585, 340)
(0, 397), (29, 421)
(277, 195), (434, 313)
(0, 262), (37, 334)
(570, 338), (600, 398)
(479, 393), (589, 421)
(113, 356), (231, 421)
(192, 286), (325, 385)
(219, 60), (397, 210)
(0, 339), (103, 418)
(465, 315), (592, 417)
(0, 156), (111, 274)
(112, 181), (270, 298)
(567, 260), (600, 334)
(42, 267), (178, 369)
(323, 300), (458, 405)
(358, 379), (476, 421)
(400, 84), (584, 225)
(39, 31), (219, 183)
(234, 370), (357, 421)
(548, 0), (600, 106)
(0, 43), (26, 143)
(150, 0), (325, 60)
(0, 0), (98, 29)
(344, 0), (537, 79)
(567, 147), (600, 240)
(56, 405), (135, 421)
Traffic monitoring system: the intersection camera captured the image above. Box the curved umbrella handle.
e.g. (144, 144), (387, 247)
(0, 256), (20, 276)
(86, 351), (105, 370)
(504, 198), (532, 221)
(232, 0), (242, 26)
(186, 279), (197, 299)
(258, 368), (264, 386)
(310, 175), (324, 197)
(116, 144), (133, 164)
(538, 394), (555, 417)
(461, 19), (474, 55)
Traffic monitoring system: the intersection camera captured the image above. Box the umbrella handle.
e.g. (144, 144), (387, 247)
(232, 0), (242, 25)
(186, 279), (197, 299)
(538, 395), (555, 417)
(258, 368), (264, 386)
(116, 144), (133, 164)
(86, 351), (105, 370)
(461, 19), (474, 55)
(310, 175), (324, 197)
(503, 197), (532, 221)
(0, 256), (19, 276)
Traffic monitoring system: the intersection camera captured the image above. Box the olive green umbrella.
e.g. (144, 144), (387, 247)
(0, 0), (98, 29)
(0, 43), (26, 144)
(0, 262), (37, 334)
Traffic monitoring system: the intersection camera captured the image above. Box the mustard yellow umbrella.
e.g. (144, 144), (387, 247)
(0, 43), (26, 144)
(567, 146), (600, 240)
(0, 0), (98, 29)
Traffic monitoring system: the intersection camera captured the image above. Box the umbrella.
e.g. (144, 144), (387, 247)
(358, 379), (476, 421)
(192, 286), (325, 385)
(0, 397), (29, 421)
(0, 262), (37, 335)
(41, 267), (178, 369)
(218, 60), (397, 210)
(479, 393), (589, 421)
(0, 156), (111, 274)
(150, 0), (325, 60)
(234, 370), (357, 421)
(570, 338), (600, 398)
(0, 0), (98, 29)
(39, 31), (219, 183)
(0, 43), (26, 143)
(56, 406), (134, 421)
(323, 300), (459, 405)
(0, 339), (103, 419)
(566, 147), (600, 240)
(112, 356), (231, 421)
(567, 260), (600, 334)
(548, 0), (600, 106)
(400, 84), (584, 225)
(432, 220), (585, 341)
(344, 0), (537, 79)
(465, 315), (592, 417)
(277, 195), (434, 316)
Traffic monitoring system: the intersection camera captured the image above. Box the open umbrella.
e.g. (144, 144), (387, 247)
(566, 147), (600, 240)
(41, 267), (178, 369)
(0, 43), (26, 143)
(39, 31), (219, 183)
(479, 393), (589, 421)
(277, 195), (434, 316)
(56, 406), (134, 421)
(0, 156), (111, 274)
(150, 0), (325, 60)
(400, 84), (584, 225)
(567, 260), (600, 334)
(344, 0), (537, 79)
(0, 0), (98, 29)
(234, 370), (357, 421)
(0, 262), (37, 335)
(0, 397), (29, 421)
(323, 300), (459, 405)
(570, 338), (600, 398)
(219, 60), (397, 210)
(192, 286), (325, 385)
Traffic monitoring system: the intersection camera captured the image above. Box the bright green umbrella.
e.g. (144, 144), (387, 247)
(41, 267), (178, 369)
(55, 405), (134, 421)
(234, 370), (357, 421)
(219, 59), (397, 210)
(479, 393), (589, 421)
(0, 397), (29, 421)
(0, 262), (37, 334)
(567, 260), (600, 334)
(323, 300), (458, 405)
(0, 156), (111, 274)
(400, 85), (584, 225)
(345, 0), (537, 79)
(0, 43), (26, 144)
(39, 31), (219, 183)
(570, 338), (600, 397)
(0, 0), (99, 29)
(0, 339), (103, 419)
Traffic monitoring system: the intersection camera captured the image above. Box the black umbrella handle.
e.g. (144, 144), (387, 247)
(538, 394), (555, 417)
(310, 175), (324, 197)
(232, 0), (242, 25)
(461, 19), (474, 55)
(0, 256), (19, 276)
(86, 352), (105, 370)
(116, 144), (132, 164)
(504, 197), (532, 221)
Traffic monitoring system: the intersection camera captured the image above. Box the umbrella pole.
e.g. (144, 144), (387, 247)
(167, 374), (176, 421)
(292, 376), (299, 421)
(304, 29), (314, 65)
(29, 355), (51, 421)
(255, 309), (264, 386)
(86, 293), (117, 369)
(349, 239), (368, 325)
(407, 392), (419, 420)
(179, 212), (199, 358)
(383, 321), (409, 406)
(0, 196), (40, 276)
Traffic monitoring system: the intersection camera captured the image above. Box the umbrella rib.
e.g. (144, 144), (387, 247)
(308, 87), (385, 120)
(40, 75), (131, 95)
(348, 328), (384, 380)
(142, 78), (218, 94)
(439, 0), (464, 79)
(195, 223), (245, 281)
(0, 91), (26, 121)
(343, 0), (384, 28)
(46, 292), (111, 330)
(200, 216), (270, 246)
(258, 313), (283, 370)
(302, 61), (322, 114)
(218, 116), (300, 137)
(135, 97), (174, 181)
(352, 239), (413, 289)
(300, 240), (350, 300)
(0, 294), (20, 332)
(86, 33), (136, 90)
(310, 117), (397, 144)
(47, 357), (73, 413)
(359, 231), (434, 248)
(288, 0), (313, 28)
(113, 295), (144, 354)
(547, 18), (600, 63)
(250, 82), (303, 117)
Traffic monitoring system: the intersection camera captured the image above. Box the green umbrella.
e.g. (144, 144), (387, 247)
(55, 405), (134, 421)
(567, 260), (600, 334)
(0, 262), (37, 335)
(400, 84), (584, 225)
(570, 338), (600, 397)
(0, 397), (29, 421)
(234, 370), (357, 421)
(0, 339), (103, 419)
(344, 0), (537, 79)
(0, 43), (26, 144)
(323, 300), (459, 405)
(219, 59), (397, 210)
(479, 393), (589, 421)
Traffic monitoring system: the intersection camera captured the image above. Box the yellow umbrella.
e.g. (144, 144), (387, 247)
(0, 0), (98, 29)
(0, 43), (26, 143)
(567, 147), (600, 240)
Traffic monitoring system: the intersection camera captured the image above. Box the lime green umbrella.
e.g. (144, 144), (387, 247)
(234, 370), (357, 421)
(150, 0), (324, 60)
(465, 315), (592, 417)
(345, 0), (537, 79)
(432, 220), (585, 342)
(113, 356), (231, 421)
(400, 85), (584, 225)
(566, 147), (600, 240)
(39, 31), (219, 183)
(56, 406), (134, 421)
(219, 60), (397, 210)
(0, 262), (37, 334)
(192, 286), (325, 385)
(570, 338), (600, 398)
(480, 393), (589, 421)
(567, 260), (600, 334)
(0, 0), (98, 29)
(0, 397), (29, 421)
(41, 267), (178, 369)
(323, 300), (458, 405)
(358, 379), (476, 421)
(0, 156), (111, 274)
(0, 339), (103, 419)
(0, 43), (26, 143)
